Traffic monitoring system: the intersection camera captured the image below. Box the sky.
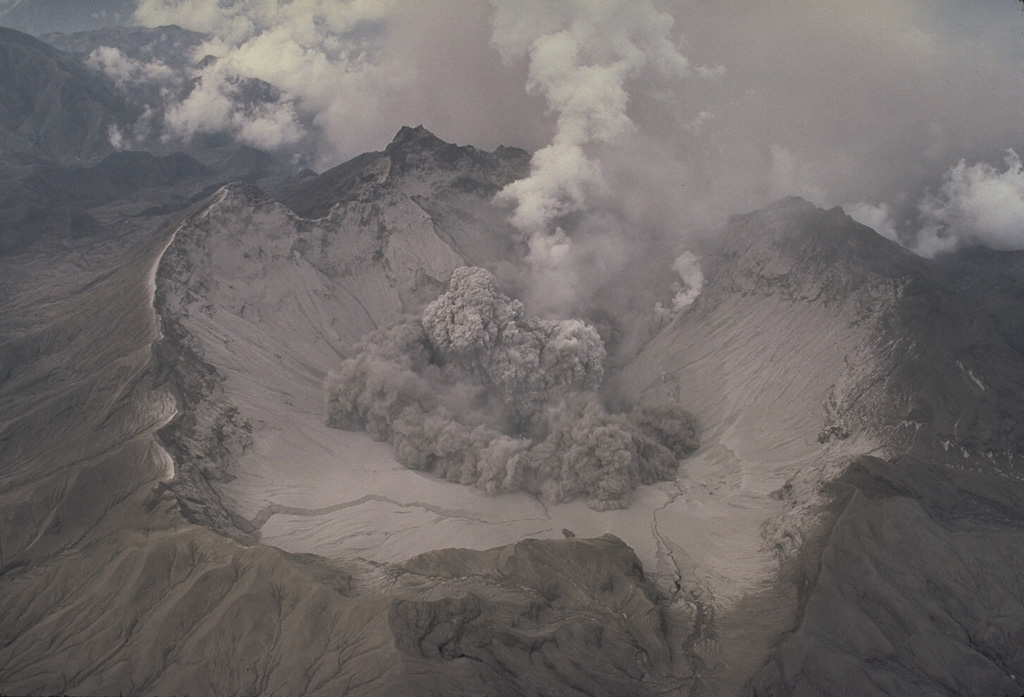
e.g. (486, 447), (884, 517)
(86, 0), (1024, 256)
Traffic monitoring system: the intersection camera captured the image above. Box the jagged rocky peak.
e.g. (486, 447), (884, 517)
(280, 126), (529, 220)
(384, 124), (530, 180)
(387, 124), (444, 149)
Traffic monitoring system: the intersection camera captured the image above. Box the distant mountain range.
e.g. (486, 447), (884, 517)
(0, 0), (138, 35)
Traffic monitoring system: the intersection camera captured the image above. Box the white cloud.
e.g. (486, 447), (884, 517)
(160, 68), (305, 150)
(86, 46), (176, 87)
(914, 151), (1024, 256)
(132, 0), (552, 164)
(133, 0), (394, 158)
(162, 73), (234, 138)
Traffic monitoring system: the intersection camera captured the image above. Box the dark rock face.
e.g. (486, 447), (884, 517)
(8, 151), (210, 209)
(934, 246), (1024, 359)
(751, 457), (1024, 697)
(43, 24), (207, 73)
(390, 536), (690, 697)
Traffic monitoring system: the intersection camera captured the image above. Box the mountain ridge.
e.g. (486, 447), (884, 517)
(0, 26), (134, 161)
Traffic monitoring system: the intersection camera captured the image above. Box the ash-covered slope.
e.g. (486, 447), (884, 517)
(618, 197), (1024, 696)
(152, 129), (557, 556)
(154, 173), (472, 534)
(153, 133), (1024, 696)
(630, 197), (1024, 465)
(611, 197), (1024, 696)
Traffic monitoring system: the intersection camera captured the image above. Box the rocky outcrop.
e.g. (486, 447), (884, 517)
(388, 535), (691, 696)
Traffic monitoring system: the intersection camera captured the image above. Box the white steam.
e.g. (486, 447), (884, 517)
(490, 0), (688, 233)
(132, 0), (394, 158)
(655, 251), (704, 319)
(489, 0), (690, 304)
(325, 267), (698, 511)
(162, 69), (305, 151)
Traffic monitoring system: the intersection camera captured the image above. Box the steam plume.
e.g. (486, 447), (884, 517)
(654, 251), (704, 319)
(489, 0), (689, 297)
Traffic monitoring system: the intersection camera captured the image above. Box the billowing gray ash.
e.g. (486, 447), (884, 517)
(326, 266), (698, 510)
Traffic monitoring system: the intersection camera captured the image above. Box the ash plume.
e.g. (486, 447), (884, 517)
(325, 267), (698, 510)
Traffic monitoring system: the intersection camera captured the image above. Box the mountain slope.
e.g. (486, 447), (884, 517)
(0, 27), (134, 161)
(153, 143), (1024, 696)
(610, 197), (1024, 694)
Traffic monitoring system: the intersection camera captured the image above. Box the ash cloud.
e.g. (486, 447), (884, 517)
(325, 267), (698, 511)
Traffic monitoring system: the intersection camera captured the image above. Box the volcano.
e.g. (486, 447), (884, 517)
(2, 92), (1024, 695)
